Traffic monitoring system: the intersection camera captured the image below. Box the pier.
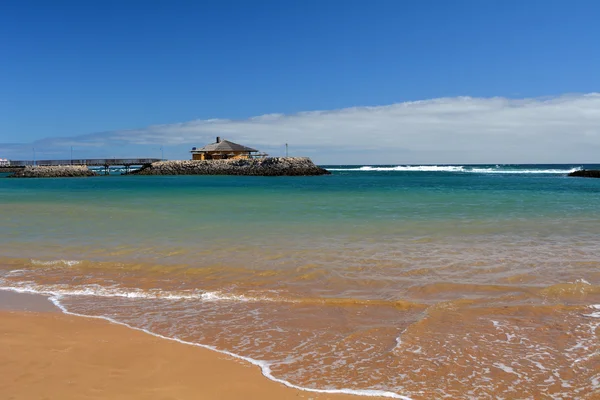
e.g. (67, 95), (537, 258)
(6, 158), (162, 175)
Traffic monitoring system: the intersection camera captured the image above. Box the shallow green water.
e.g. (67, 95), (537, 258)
(1, 165), (599, 258)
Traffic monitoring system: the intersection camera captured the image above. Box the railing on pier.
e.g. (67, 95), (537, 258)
(9, 158), (162, 167)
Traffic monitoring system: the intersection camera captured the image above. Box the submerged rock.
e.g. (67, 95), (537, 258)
(568, 170), (600, 178)
(10, 165), (97, 178)
(131, 157), (331, 176)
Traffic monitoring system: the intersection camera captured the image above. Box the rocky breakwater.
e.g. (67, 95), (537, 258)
(132, 157), (331, 176)
(0, 166), (25, 174)
(568, 170), (600, 178)
(10, 165), (97, 178)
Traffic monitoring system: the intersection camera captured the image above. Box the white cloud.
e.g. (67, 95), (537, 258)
(3, 93), (600, 163)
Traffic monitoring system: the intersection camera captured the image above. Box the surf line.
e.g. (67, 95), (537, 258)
(47, 294), (412, 399)
(0, 286), (413, 400)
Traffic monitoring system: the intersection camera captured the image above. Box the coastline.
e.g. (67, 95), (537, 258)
(0, 291), (392, 400)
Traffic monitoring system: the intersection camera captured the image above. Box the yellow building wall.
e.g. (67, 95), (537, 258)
(192, 152), (250, 160)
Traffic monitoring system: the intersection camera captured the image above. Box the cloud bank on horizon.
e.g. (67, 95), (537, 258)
(3, 93), (600, 164)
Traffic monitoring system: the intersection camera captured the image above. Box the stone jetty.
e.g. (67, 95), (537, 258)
(132, 157), (330, 176)
(568, 170), (600, 178)
(0, 166), (25, 174)
(9, 165), (97, 178)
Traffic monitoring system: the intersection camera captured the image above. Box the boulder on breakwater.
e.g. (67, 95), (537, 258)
(568, 170), (600, 178)
(131, 157), (331, 176)
(9, 165), (97, 178)
(0, 166), (25, 174)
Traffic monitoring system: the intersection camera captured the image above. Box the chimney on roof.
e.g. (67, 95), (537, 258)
(216, 136), (221, 143)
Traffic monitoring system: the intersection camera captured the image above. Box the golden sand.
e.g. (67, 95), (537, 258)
(0, 310), (364, 400)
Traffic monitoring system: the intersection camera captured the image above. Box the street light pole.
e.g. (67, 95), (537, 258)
(285, 143), (288, 157)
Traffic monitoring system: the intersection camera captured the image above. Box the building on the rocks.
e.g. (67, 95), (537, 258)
(0, 158), (10, 166)
(190, 137), (264, 160)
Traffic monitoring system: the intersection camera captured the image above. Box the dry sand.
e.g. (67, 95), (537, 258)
(0, 300), (371, 400)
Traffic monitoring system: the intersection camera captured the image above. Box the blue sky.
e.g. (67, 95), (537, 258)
(1, 0), (600, 163)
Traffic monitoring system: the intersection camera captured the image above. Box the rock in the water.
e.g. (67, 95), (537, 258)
(131, 157), (331, 176)
(10, 165), (97, 178)
(568, 170), (600, 178)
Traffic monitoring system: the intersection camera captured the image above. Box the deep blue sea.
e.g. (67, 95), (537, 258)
(1, 164), (599, 399)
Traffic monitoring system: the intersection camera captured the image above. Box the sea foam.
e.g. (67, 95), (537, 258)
(30, 259), (81, 267)
(0, 280), (275, 303)
(326, 165), (581, 174)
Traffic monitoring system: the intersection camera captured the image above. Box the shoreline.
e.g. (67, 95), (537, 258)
(0, 290), (398, 400)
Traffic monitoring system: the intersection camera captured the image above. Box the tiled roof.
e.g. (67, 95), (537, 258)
(192, 139), (258, 153)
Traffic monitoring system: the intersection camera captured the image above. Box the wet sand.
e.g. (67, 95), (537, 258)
(0, 290), (59, 312)
(0, 305), (365, 400)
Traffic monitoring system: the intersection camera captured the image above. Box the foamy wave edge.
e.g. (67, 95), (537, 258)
(0, 286), (412, 399)
(0, 282), (275, 302)
(584, 304), (600, 318)
(0, 279), (423, 309)
(31, 259), (81, 267)
(327, 165), (582, 174)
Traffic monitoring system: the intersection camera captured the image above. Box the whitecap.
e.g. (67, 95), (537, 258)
(326, 165), (581, 174)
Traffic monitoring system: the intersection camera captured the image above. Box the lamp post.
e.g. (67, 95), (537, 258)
(285, 143), (288, 157)
(33, 148), (36, 166)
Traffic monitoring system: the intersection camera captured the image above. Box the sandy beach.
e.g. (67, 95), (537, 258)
(0, 292), (364, 400)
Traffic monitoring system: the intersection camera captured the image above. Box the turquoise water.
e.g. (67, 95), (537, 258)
(1, 164), (600, 399)
(2, 164), (599, 253)
(1, 164), (600, 272)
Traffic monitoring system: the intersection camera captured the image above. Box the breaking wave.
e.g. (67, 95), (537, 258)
(326, 165), (582, 174)
(0, 277), (423, 310)
(0, 281), (281, 303)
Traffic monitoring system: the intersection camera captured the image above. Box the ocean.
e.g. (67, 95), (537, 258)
(1, 164), (599, 399)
